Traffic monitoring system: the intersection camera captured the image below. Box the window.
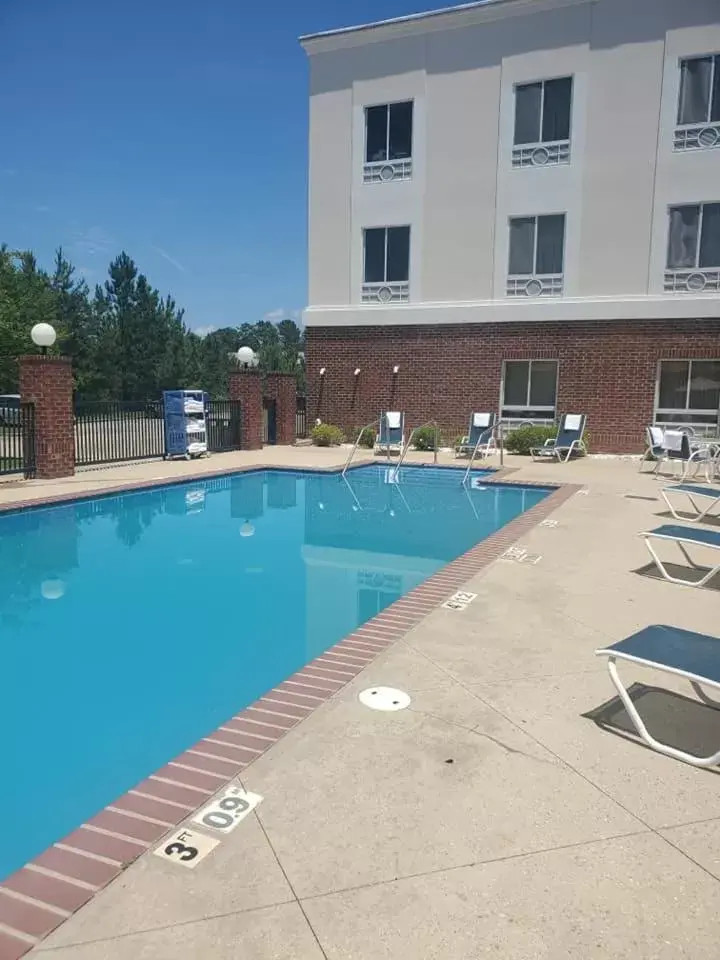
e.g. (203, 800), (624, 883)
(364, 102), (413, 183)
(362, 226), (410, 303)
(507, 214), (565, 297)
(665, 203), (720, 292)
(513, 77), (572, 167)
(501, 360), (558, 423)
(655, 360), (720, 432)
(675, 55), (720, 151)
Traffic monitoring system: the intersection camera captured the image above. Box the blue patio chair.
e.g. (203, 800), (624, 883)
(641, 524), (720, 587)
(455, 412), (496, 458)
(375, 411), (405, 455)
(596, 624), (720, 767)
(530, 413), (587, 463)
(661, 483), (720, 523)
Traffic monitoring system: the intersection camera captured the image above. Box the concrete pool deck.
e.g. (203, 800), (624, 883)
(2, 449), (720, 958)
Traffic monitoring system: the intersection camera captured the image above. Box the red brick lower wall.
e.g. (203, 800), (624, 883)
(304, 319), (720, 454)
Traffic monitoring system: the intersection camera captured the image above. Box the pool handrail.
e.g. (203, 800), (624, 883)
(393, 420), (439, 478)
(342, 420), (378, 477)
(463, 419), (506, 485)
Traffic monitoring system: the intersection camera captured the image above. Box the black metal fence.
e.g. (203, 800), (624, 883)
(74, 401), (164, 467)
(206, 399), (242, 452)
(0, 402), (36, 478)
(296, 394), (307, 439)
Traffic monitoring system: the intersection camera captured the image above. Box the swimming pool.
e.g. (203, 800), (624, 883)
(0, 465), (550, 880)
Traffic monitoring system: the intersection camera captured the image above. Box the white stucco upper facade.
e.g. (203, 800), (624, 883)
(301, 0), (720, 326)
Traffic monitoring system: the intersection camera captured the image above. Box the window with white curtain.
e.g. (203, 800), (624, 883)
(675, 55), (720, 150)
(501, 360), (558, 422)
(665, 203), (720, 292)
(507, 214), (565, 297)
(655, 360), (720, 431)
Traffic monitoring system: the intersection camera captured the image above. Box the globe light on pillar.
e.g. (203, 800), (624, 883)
(235, 346), (259, 370)
(31, 323), (57, 356)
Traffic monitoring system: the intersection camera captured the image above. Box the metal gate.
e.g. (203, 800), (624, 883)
(206, 400), (242, 452)
(263, 397), (277, 445)
(0, 401), (36, 478)
(296, 394), (307, 439)
(74, 401), (165, 467)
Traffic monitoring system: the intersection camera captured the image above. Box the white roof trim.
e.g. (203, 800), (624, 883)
(299, 0), (594, 54)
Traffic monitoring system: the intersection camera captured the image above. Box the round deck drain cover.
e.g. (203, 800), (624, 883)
(359, 687), (411, 712)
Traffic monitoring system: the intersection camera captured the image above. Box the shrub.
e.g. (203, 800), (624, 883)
(311, 423), (345, 447)
(412, 424), (440, 451)
(504, 425), (558, 456)
(357, 426), (376, 448)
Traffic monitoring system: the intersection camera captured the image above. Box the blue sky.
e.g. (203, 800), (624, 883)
(0, 0), (446, 333)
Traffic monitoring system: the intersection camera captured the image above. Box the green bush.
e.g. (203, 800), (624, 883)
(504, 424), (591, 456)
(412, 424), (440, 451)
(504, 425), (558, 456)
(357, 426), (376, 448)
(311, 423), (345, 447)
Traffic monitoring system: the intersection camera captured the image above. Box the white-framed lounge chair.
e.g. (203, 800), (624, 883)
(641, 524), (720, 587)
(530, 413), (586, 463)
(455, 412), (496, 458)
(661, 483), (720, 523)
(375, 411), (405, 455)
(639, 426), (667, 475)
(596, 624), (720, 767)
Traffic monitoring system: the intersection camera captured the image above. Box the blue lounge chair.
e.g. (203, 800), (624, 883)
(661, 483), (720, 523)
(455, 412), (496, 458)
(641, 524), (720, 587)
(375, 411), (405, 455)
(530, 413), (587, 463)
(596, 625), (720, 767)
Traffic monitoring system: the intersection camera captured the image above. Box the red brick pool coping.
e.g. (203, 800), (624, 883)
(0, 463), (580, 959)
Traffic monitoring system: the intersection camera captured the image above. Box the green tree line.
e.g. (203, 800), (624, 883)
(0, 245), (305, 400)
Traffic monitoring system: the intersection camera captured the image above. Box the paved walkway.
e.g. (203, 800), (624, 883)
(7, 451), (720, 958)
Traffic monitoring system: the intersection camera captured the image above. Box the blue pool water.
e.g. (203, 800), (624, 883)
(0, 465), (550, 879)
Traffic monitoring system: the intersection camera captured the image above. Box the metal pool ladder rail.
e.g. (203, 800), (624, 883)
(394, 420), (439, 476)
(342, 421), (377, 477)
(462, 419), (505, 486)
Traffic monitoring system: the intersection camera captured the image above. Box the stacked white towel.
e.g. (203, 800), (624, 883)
(386, 412), (402, 429)
(473, 413), (490, 428)
(664, 430), (684, 453)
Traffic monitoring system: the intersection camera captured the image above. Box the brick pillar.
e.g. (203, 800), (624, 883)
(18, 356), (75, 479)
(264, 373), (297, 445)
(229, 369), (263, 450)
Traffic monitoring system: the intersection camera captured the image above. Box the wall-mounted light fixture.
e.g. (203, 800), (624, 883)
(354, 368), (361, 377)
(393, 365), (400, 375)
(319, 367), (326, 376)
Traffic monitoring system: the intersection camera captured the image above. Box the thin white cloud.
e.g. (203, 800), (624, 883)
(262, 308), (285, 322)
(70, 226), (114, 257)
(76, 265), (96, 280)
(35, 204), (51, 213)
(193, 325), (217, 338)
(0, 168), (17, 177)
(152, 245), (186, 273)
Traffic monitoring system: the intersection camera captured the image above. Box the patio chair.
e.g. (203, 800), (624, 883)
(661, 483), (720, 523)
(455, 412), (496, 458)
(530, 413), (587, 463)
(641, 524), (720, 587)
(639, 426), (667, 475)
(375, 411), (405, 455)
(661, 430), (712, 481)
(596, 624), (720, 767)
